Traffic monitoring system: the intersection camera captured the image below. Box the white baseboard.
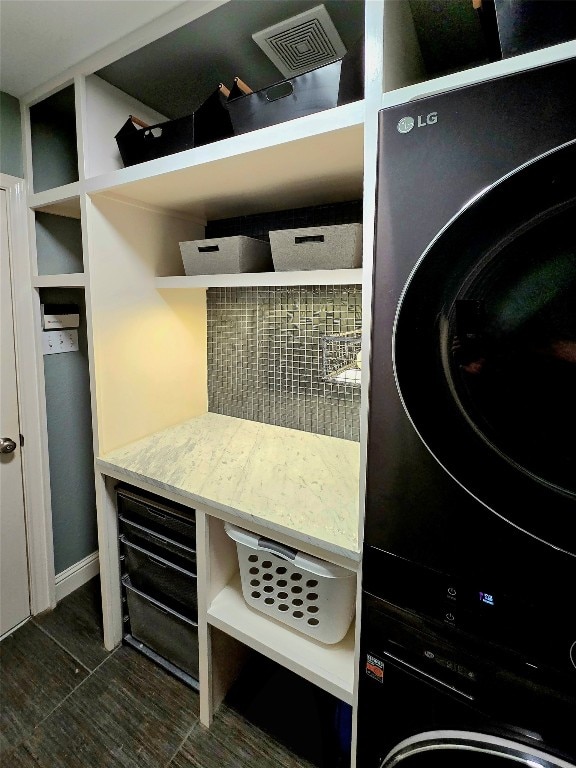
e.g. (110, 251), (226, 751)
(55, 551), (100, 603)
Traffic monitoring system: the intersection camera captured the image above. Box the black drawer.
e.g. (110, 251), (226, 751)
(119, 516), (196, 571)
(123, 576), (199, 680)
(120, 537), (198, 619)
(116, 487), (196, 548)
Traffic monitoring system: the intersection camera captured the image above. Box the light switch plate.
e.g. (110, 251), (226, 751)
(42, 329), (79, 355)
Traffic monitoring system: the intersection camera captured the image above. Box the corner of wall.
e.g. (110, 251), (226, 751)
(0, 91), (24, 178)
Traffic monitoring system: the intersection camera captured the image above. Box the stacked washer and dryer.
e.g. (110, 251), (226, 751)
(358, 57), (576, 767)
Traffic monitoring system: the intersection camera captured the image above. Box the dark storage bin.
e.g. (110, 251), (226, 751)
(494, 0), (576, 58)
(115, 87), (233, 167)
(119, 516), (197, 571)
(123, 576), (199, 679)
(227, 36), (363, 136)
(115, 113), (194, 167)
(117, 487), (196, 548)
(120, 537), (198, 619)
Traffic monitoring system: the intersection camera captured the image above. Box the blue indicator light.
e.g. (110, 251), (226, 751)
(479, 592), (495, 606)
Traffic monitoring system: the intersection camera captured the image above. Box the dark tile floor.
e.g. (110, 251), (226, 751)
(0, 577), (322, 768)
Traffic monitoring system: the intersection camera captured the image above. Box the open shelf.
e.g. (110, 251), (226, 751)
(85, 0), (365, 179)
(86, 103), (364, 220)
(32, 273), (86, 288)
(380, 38), (576, 109)
(156, 268), (362, 289)
(30, 84), (79, 193)
(377, 0), (576, 106)
(207, 572), (355, 705)
(29, 184), (81, 218)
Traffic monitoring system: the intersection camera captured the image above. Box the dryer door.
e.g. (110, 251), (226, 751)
(394, 141), (576, 555)
(381, 731), (575, 768)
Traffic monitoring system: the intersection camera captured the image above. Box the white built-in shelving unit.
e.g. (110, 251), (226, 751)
(18, 0), (575, 763)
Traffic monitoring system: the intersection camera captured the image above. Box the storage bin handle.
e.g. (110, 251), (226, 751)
(295, 235), (325, 244)
(257, 536), (297, 561)
(129, 115), (150, 129)
(198, 245), (220, 252)
(265, 81), (294, 103)
(234, 77), (253, 95)
(144, 127), (163, 140)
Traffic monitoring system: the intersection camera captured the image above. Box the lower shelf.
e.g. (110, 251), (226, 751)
(207, 572), (355, 705)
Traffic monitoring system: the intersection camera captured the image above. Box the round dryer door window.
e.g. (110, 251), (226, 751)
(380, 731), (575, 768)
(394, 141), (576, 555)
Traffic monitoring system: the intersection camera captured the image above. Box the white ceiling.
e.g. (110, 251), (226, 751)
(0, 0), (186, 98)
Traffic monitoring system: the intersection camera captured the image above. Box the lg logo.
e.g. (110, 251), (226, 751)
(397, 112), (438, 134)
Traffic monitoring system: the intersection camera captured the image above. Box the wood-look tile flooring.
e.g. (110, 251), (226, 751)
(0, 577), (320, 768)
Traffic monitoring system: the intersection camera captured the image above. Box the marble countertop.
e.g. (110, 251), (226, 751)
(97, 413), (361, 560)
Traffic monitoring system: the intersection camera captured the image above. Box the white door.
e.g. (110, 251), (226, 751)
(0, 187), (30, 636)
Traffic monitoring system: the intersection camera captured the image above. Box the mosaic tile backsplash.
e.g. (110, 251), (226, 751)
(207, 285), (362, 441)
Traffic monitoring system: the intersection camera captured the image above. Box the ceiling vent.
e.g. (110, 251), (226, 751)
(252, 4), (347, 79)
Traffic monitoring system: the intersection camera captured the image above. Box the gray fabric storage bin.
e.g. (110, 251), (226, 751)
(269, 224), (362, 271)
(180, 236), (273, 275)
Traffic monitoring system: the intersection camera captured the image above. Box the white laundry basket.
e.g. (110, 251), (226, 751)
(225, 523), (356, 645)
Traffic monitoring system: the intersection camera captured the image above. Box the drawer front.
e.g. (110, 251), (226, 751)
(117, 488), (196, 548)
(119, 516), (197, 571)
(120, 537), (198, 619)
(123, 577), (199, 680)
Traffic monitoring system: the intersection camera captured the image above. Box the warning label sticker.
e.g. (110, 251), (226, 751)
(366, 653), (384, 683)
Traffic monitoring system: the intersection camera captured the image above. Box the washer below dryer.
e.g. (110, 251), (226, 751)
(357, 591), (576, 768)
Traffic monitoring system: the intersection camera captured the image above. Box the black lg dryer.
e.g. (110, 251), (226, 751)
(359, 56), (576, 767)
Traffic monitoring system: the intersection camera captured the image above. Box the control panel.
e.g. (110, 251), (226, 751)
(363, 546), (576, 677)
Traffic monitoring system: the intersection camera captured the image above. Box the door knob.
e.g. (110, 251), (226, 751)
(0, 437), (17, 454)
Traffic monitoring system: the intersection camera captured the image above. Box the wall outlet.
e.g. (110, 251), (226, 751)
(42, 329), (79, 355)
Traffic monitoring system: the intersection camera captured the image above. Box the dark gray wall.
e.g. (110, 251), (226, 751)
(39, 288), (97, 574)
(36, 212), (84, 275)
(30, 85), (78, 193)
(0, 91), (23, 177)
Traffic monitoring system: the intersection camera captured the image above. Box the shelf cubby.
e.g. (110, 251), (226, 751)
(380, 1), (576, 105)
(35, 210), (84, 276)
(208, 572), (355, 705)
(30, 84), (79, 193)
(84, 0), (365, 181)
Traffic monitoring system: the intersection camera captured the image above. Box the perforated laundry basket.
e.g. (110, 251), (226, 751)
(225, 523), (356, 644)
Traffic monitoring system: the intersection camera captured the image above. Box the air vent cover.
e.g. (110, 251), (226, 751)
(252, 4), (347, 78)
